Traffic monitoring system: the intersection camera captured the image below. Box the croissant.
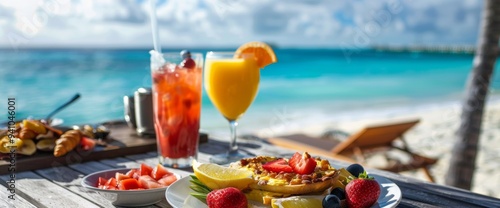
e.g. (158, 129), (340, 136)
(19, 128), (36, 140)
(54, 130), (81, 157)
(19, 120), (47, 140)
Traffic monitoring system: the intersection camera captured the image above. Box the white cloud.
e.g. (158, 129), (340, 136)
(0, 0), (483, 49)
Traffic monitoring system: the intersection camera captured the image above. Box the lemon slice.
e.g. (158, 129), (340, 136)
(271, 195), (324, 208)
(234, 41), (277, 68)
(192, 160), (254, 190)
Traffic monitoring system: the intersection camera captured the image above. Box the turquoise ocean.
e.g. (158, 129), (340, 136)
(2, 48), (500, 134)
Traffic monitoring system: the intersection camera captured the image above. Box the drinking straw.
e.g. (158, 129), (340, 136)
(149, 0), (161, 53)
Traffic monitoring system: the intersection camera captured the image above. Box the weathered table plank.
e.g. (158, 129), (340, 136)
(0, 171), (99, 208)
(99, 157), (135, 168)
(392, 178), (500, 208)
(0, 183), (37, 208)
(396, 200), (440, 208)
(68, 161), (115, 175)
(35, 166), (115, 208)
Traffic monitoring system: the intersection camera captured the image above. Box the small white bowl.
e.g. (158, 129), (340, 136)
(81, 168), (179, 207)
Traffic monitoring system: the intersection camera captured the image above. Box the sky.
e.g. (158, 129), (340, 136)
(0, 0), (483, 49)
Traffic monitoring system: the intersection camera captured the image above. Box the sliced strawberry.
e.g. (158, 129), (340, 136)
(80, 137), (96, 151)
(139, 163), (153, 176)
(288, 152), (317, 175)
(151, 164), (172, 180)
(262, 158), (293, 173)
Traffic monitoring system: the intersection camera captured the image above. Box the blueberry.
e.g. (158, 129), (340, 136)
(346, 163), (365, 177)
(322, 194), (341, 208)
(330, 187), (345, 200)
(180, 50), (191, 59)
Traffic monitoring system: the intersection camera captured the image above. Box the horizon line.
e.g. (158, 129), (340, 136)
(0, 44), (478, 51)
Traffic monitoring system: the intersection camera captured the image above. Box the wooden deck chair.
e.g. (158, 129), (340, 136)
(266, 119), (437, 182)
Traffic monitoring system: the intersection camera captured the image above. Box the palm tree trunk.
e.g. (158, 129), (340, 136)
(445, 0), (500, 189)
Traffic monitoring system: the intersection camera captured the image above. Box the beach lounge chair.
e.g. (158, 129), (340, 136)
(266, 119), (437, 182)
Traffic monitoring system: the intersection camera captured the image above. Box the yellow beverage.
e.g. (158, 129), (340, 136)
(204, 57), (260, 121)
(204, 42), (276, 164)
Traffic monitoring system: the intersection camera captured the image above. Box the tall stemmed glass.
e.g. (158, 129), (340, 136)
(204, 52), (261, 164)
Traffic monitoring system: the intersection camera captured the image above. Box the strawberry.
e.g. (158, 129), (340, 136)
(206, 187), (247, 208)
(262, 158), (293, 173)
(345, 172), (381, 208)
(80, 137), (96, 151)
(288, 152), (317, 174)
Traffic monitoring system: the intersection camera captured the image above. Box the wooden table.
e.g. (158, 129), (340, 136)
(1, 136), (499, 208)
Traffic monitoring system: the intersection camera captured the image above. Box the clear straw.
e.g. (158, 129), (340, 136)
(149, 0), (161, 53)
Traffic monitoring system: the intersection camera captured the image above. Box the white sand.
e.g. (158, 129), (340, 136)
(254, 99), (500, 199)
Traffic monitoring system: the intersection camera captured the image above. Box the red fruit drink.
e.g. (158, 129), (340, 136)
(151, 52), (202, 168)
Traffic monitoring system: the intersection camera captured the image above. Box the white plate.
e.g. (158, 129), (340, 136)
(166, 173), (401, 208)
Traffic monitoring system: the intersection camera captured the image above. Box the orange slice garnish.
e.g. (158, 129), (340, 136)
(234, 41), (277, 68)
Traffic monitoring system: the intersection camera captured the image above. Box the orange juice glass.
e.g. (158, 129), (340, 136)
(150, 51), (203, 168)
(204, 54), (260, 120)
(204, 52), (260, 164)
